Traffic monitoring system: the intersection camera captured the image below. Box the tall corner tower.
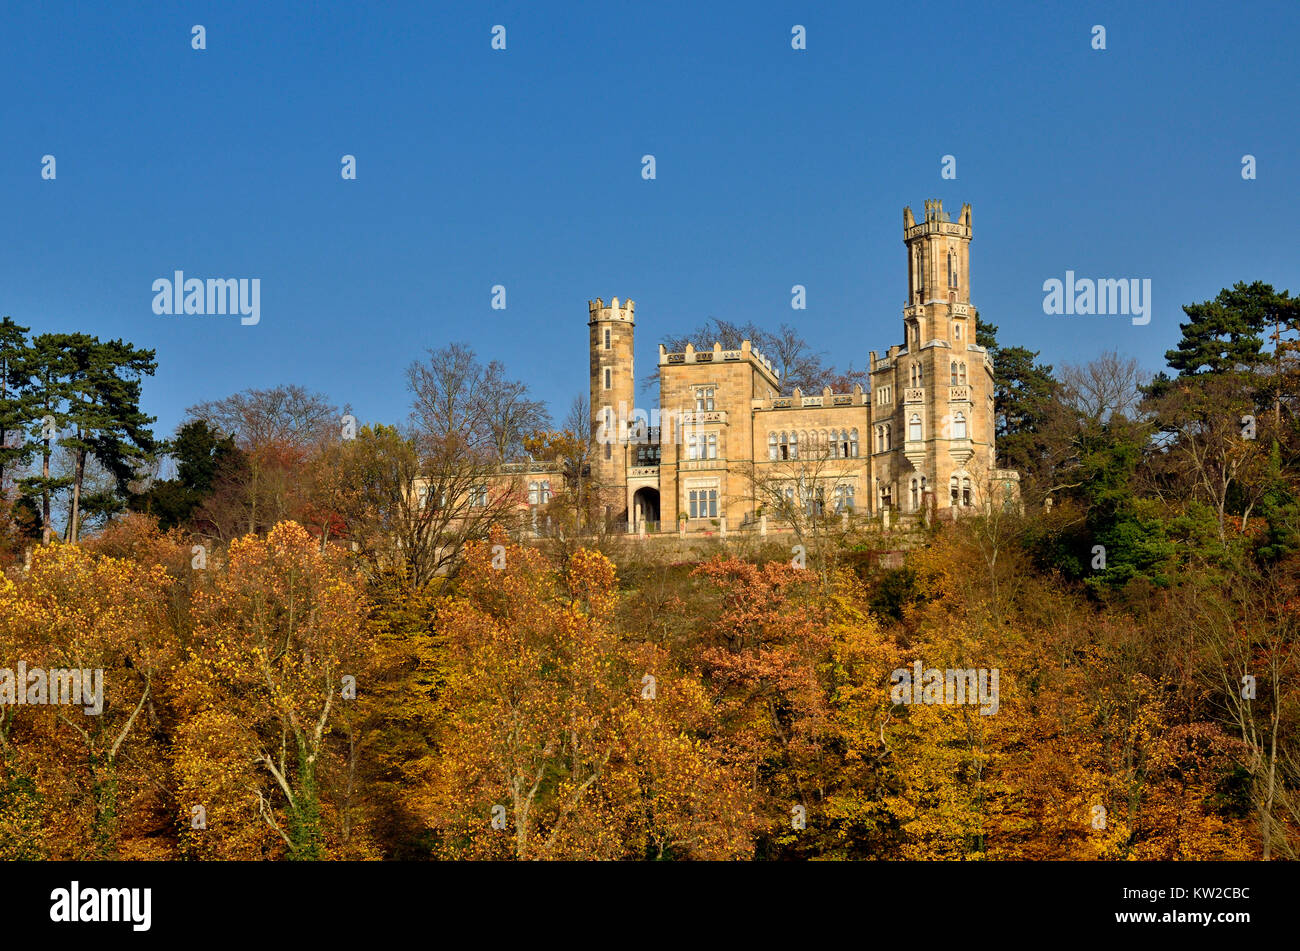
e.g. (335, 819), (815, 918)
(897, 200), (995, 503)
(588, 296), (636, 504)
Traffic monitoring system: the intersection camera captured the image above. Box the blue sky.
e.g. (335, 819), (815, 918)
(2, 0), (1297, 439)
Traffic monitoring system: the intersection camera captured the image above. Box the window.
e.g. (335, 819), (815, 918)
(909, 414), (922, 441)
(948, 250), (959, 289)
(705, 432), (718, 460)
(962, 478), (972, 506)
(688, 489), (718, 519)
(959, 363), (967, 385)
(951, 361), (958, 386)
(880, 484), (892, 510)
(950, 476), (959, 506)
(885, 424), (892, 451)
(529, 480), (551, 506)
(910, 479), (919, 510)
(604, 367), (611, 390)
(779, 432), (789, 460)
(954, 323), (962, 340)
(953, 412), (967, 439)
(805, 486), (824, 518)
(687, 432), (698, 460)
(470, 484), (488, 507)
(695, 387), (715, 412)
(790, 432), (799, 460)
(834, 484), (855, 512)
(849, 428), (858, 457)
(604, 328), (611, 350)
(768, 431), (778, 461)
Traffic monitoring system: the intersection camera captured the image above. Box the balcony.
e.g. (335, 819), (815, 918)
(949, 386), (971, 403)
(904, 387), (925, 404)
(679, 410), (727, 425)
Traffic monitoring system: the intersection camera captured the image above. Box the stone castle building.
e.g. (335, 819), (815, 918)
(586, 199), (1019, 533)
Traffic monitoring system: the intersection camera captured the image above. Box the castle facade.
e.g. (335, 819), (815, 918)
(587, 199), (1019, 533)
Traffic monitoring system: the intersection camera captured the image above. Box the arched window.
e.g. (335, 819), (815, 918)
(950, 361), (958, 386)
(917, 363), (923, 384)
(959, 363), (967, 385)
(769, 432), (778, 460)
(948, 250), (959, 289)
(779, 432), (789, 460)
(850, 428), (859, 457)
(950, 476), (959, 506)
(687, 432), (698, 460)
(962, 477), (972, 506)
(953, 412), (967, 439)
(910, 479), (919, 510)
(909, 414), (922, 441)
(885, 424), (892, 451)
(790, 432), (800, 460)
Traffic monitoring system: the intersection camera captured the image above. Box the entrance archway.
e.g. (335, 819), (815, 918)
(632, 487), (660, 532)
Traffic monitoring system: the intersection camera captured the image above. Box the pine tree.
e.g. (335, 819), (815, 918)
(60, 336), (158, 543)
(0, 317), (34, 494)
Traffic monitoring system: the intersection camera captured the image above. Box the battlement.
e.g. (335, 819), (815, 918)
(588, 296), (635, 324)
(903, 199), (972, 240)
(657, 339), (780, 385)
(752, 383), (866, 411)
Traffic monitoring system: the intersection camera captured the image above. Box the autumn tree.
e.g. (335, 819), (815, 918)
(176, 521), (377, 859)
(420, 533), (754, 859)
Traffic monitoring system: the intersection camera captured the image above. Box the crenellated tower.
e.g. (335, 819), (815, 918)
(588, 296), (636, 522)
(870, 200), (999, 514)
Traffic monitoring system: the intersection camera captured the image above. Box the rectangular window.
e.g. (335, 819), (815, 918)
(604, 329), (611, 349)
(708, 489), (718, 517)
(470, 484), (487, 507)
(604, 367), (611, 390)
(688, 491), (699, 518)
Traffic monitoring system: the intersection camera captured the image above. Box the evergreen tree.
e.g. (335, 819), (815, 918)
(0, 317), (34, 493)
(1163, 281), (1278, 378)
(60, 336), (158, 542)
(131, 419), (239, 530)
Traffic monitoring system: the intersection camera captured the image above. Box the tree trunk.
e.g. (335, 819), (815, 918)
(69, 447), (85, 544)
(41, 440), (51, 546)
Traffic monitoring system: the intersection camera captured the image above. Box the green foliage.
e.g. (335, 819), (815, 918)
(1163, 281), (1286, 378)
(131, 420), (240, 530)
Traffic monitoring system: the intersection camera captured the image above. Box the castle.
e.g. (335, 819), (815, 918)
(584, 199), (1019, 533)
